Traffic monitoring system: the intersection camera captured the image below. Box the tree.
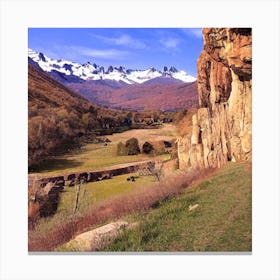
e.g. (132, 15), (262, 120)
(125, 138), (140, 155)
(82, 113), (90, 133)
(142, 141), (154, 154)
(125, 112), (133, 126)
(138, 160), (164, 182)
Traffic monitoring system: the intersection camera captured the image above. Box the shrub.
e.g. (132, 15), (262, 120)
(125, 138), (140, 155)
(142, 141), (154, 154)
(149, 140), (166, 155)
(117, 142), (127, 156)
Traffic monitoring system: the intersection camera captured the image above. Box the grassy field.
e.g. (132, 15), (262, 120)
(58, 173), (157, 214)
(33, 172), (157, 234)
(101, 161), (252, 252)
(29, 124), (176, 177)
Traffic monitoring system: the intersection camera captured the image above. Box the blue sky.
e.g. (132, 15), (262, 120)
(28, 28), (203, 76)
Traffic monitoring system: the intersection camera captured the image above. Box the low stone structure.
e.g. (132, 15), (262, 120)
(28, 161), (156, 218)
(28, 161), (155, 188)
(30, 161), (155, 188)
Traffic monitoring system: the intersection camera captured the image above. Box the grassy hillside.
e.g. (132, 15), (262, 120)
(28, 65), (129, 168)
(102, 161), (252, 252)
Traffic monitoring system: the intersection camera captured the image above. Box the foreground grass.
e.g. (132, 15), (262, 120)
(102, 161), (252, 252)
(29, 161), (251, 252)
(29, 168), (202, 251)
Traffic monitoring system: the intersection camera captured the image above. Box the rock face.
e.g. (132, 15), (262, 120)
(177, 28), (252, 169)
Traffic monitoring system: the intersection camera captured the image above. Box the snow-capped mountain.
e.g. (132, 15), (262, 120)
(28, 49), (196, 85)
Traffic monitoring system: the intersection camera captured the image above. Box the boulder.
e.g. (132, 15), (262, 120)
(66, 221), (129, 251)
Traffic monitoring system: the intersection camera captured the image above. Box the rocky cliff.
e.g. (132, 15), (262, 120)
(177, 28), (252, 169)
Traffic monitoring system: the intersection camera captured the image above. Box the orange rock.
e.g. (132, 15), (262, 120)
(178, 28), (252, 170)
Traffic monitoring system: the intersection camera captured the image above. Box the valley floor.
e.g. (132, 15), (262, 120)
(29, 124), (177, 178)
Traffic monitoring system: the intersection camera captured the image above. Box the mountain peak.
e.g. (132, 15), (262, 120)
(28, 49), (196, 84)
(149, 67), (156, 72)
(38, 52), (46, 62)
(169, 66), (178, 73)
(83, 61), (92, 66)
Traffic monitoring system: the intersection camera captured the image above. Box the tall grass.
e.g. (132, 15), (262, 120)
(28, 168), (215, 251)
(104, 161), (252, 252)
(28, 181), (41, 230)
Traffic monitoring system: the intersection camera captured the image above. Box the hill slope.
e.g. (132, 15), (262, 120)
(28, 65), (179, 168)
(69, 81), (198, 111)
(28, 65), (131, 168)
(102, 161), (252, 252)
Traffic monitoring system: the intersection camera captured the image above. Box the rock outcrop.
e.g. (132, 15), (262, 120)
(177, 28), (252, 169)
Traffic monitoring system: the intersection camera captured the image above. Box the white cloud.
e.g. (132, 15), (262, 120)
(69, 46), (130, 60)
(159, 37), (180, 49)
(182, 28), (203, 38)
(91, 34), (146, 49)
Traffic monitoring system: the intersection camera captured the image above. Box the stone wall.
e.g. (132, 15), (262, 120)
(29, 161), (156, 188)
(177, 28), (252, 169)
(28, 161), (156, 218)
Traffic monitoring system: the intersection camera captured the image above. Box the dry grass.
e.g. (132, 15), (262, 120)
(28, 168), (215, 251)
(107, 123), (178, 146)
(28, 181), (41, 230)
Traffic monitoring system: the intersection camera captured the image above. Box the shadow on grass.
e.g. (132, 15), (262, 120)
(29, 158), (83, 173)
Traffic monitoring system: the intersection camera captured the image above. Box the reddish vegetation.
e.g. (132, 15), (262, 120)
(28, 201), (40, 230)
(69, 81), (198, 111)
(28, 168), (216, 251)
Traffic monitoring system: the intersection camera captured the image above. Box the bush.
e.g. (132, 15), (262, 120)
(142, 141), (154, 154)
(125, 138), (140, 155)
(117, 142), (127, 156)
(149, 140), (166, 155)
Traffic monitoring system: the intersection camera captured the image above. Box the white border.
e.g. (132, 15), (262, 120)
(1, 0), (279, 279)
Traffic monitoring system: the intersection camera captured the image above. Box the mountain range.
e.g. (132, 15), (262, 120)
(28, 49), (196, 85)
(28, 49), (198, 111)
